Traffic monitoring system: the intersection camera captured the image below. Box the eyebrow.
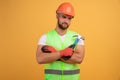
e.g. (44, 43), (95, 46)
(62, 15), (73, 19)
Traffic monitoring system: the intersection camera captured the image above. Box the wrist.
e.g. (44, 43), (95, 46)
(59, 50), (64, 57)
(56, 51), (61, 57)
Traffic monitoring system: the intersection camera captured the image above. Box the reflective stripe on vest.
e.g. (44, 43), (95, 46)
(45, 69), (80, 75)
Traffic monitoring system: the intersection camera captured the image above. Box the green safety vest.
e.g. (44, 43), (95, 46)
(45, 30), (80, 80)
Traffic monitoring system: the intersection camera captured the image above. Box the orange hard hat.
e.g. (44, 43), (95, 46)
(56, 2), (75, 17)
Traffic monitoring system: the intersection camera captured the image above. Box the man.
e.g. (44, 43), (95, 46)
(36, 2), (85, 80)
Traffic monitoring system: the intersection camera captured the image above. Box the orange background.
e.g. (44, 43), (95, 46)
(0, 0), (120, 80)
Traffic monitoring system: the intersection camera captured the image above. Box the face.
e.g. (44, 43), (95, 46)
(57, 13), (73, 30)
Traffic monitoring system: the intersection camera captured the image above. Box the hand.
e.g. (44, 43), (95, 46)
(60, 47), (73, 57)
(41, 45), (56, 53)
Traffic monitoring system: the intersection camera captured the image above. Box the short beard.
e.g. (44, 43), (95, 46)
(58, 22), (69, 30)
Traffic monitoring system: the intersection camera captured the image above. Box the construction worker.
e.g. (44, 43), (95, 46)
(36, 2), (85, 80)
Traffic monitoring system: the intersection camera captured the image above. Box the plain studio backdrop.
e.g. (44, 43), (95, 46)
(0, 0), (120, 80)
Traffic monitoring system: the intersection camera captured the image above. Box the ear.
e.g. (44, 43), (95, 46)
(56, 14), (59, 19)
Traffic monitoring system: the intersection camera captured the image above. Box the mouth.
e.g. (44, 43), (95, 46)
(62, 23), (68, 27)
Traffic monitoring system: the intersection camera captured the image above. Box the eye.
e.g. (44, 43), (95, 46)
(62, 15), (67, 19)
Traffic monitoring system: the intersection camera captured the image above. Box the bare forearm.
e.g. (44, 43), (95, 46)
(65, 45), (85, 64)
(69, 53), (83, 64)
(37, 52), (61, 64)
(61, 53), (83, 64)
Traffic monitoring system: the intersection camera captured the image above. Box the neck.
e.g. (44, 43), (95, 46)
(55, 26), (67, 36)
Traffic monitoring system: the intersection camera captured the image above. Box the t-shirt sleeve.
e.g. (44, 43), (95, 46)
(38, 34), (47, 45)
(78, 34), (84, 45)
